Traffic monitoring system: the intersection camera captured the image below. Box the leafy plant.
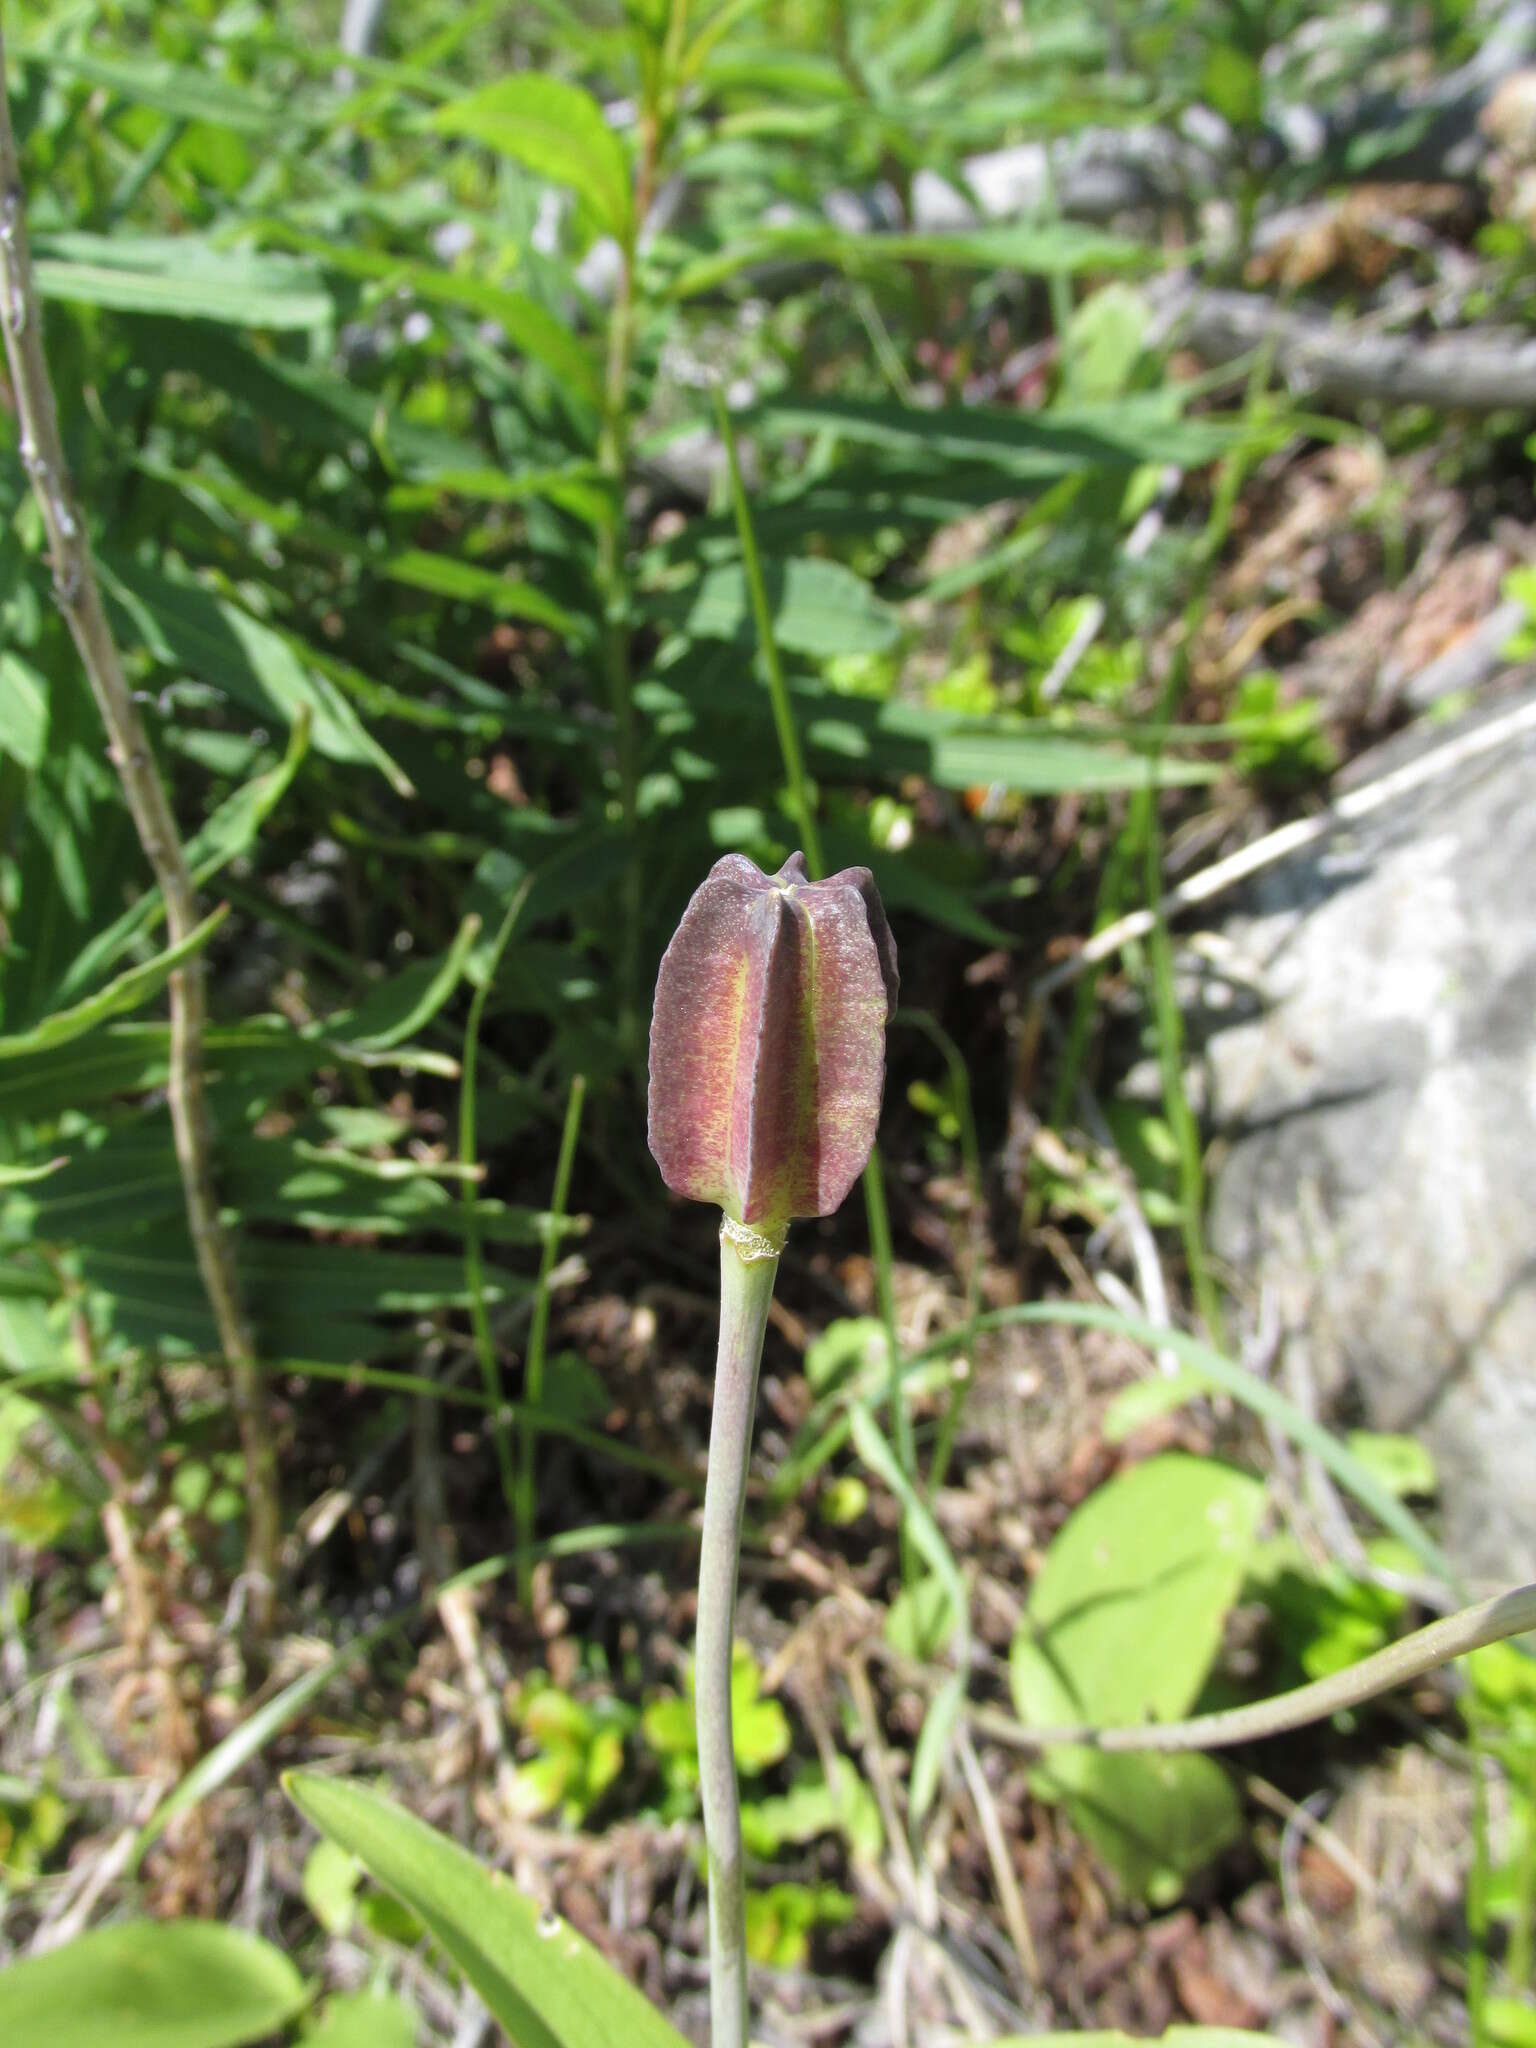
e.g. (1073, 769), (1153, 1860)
(743, 1879), (855, 1966)
(505, 1673), (636, 1826)
(1010, 1453), (1266, 1901)
(642, 1642), (793, 1813)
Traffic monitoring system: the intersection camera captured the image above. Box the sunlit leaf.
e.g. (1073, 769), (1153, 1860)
(429, 75), (633, 240)
(285, 1772), (691, 2048)
(32, 233), (331, 330)
(0, 907), (229, 1060)
(0, 1920), (306, 2048)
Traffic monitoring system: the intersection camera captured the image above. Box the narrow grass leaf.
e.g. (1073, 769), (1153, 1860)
(284, 1773), (692, 2048)
(32, 233), (331, 330)
(914, 1303), (1457, 1587)
(0, 907), (229, 1060)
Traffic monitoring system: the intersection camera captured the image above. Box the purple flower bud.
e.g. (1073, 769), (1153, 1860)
(648, 852), (897, 1232)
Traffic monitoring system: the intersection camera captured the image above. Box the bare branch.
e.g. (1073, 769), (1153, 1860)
(1167, 284), (1536, 412)
(976, 1580), (1536, 1754)
(0, 29), (279, 1627)
(1033, 691), (1536, 1000)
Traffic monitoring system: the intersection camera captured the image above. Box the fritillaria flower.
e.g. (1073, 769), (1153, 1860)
(647, 850), (895, 2048)
(648, 849), (898, 1250)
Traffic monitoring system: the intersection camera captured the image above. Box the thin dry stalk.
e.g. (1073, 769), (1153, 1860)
(1033, 690), (1536, 1000)
(0, 33), (279, 1624)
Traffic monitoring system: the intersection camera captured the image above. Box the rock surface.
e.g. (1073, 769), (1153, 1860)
(1206, 692), (1536, 1585)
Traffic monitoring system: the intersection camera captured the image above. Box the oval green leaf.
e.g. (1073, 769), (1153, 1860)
(0, 1919), (306, 2048)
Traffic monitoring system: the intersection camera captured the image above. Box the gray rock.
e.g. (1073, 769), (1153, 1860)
(1206, 696), (1536, 1585)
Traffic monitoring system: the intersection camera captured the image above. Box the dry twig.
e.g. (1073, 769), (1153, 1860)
(1033, 691), (1536, 999)
(0, 28), (279, 1621)
(973, 1581), (1536, 1754)
(1168, 285), (1536, 412)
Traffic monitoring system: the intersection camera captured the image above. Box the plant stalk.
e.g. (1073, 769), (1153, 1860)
(0, 31), (279, 1628)
(599, 69), (666, 1054)
(459, 874), (536, 1522)
(516, 1071), (587, 1603)
(696, 1228), (779, 2048)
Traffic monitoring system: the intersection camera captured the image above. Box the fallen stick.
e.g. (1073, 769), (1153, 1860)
(1169, 285), (1536, 412)
(974, 1579), (1536, 1753)
(1032, 688), (1536, 999)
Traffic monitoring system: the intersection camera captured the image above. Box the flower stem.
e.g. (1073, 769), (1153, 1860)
(696, 1229), (779, 2048)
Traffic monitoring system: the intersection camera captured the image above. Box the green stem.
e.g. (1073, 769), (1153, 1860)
(696, 1230), (779, 2048)
(1468, 1714), (1493, 2048)
(516, 1072), (587, 1603)
(894, 1009), (983, 1493)
(1142, 810), (1225, 1346)
(459, 874), (535, 1523)
(861, 1148), (908, 1476)
(1510, 1737), (1536, 1989)
(715, 389), (824, 877)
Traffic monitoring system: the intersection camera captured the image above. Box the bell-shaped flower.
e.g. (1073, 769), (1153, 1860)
(648, 851), (897, 1236)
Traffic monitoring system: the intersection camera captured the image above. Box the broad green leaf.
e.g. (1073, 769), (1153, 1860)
(102, 558), (409, 792)
(300, 1990), (418, 2048)
(302, 1839), (362, 1937)
(1007, 1454), (1262, 1900)
(0, 907), (229, 1060)
(284, 1771), (692, 2048)
(1485, 2008), (1536, 2048)
(31, 233), (331, 330)
(0, 653), (48, 768)
(1060, 284), (1151, 404)
(1101, 1369), (1210, 1443)
(429, 76), (633, 240)
(0, 1919), (306, 2048)
(387, 464), (609, 529)
(654, 558), (900, 657)
(657, 660), (1217, 795)
(1345, 1430), (1437, 1500)
(912, 726), (1216, 794)
(1029, 1747), (1243, 1905)
(1010, 1454), (1264, 1728)
(741, 1757), (883, 1863)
